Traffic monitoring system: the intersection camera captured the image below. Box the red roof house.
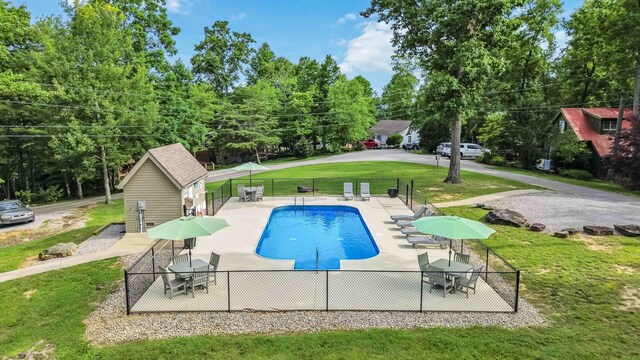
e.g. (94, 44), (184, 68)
(557, 108), (633, 158)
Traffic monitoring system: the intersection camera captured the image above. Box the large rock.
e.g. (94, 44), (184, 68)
(561, 228), (580, 235)
(39, 243), (78, 261)
(529, 223), (546, 232)
(554, 231), (569, 238)
(583, 226), (614, 236)
(485, 209), (528, 228)
(614, 224), (640, 237)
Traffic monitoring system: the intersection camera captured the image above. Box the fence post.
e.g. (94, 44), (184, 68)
(419, 271), (424, 312)
(355, 178), (359, 196)
(312, 178), (315, 197)
(405, 184), (409, 205)
(151, 247), (156, 281)
(227, 271), (231, 312)
(514, 270), (520, 312)
(396, 178), (399, 191)
(485, 247), (489, 280)
(326, 270), (329, 311)
(271, 178), (274, 197)
(210, 192), (214, 215)
(124, 271), (131, 316)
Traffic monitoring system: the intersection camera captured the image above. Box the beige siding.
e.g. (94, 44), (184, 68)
(123, 161), (182, 233)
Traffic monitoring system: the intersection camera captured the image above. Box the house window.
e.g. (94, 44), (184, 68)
(602, 120), (616, 131)
(408, 135), (412, 142)
(559, 119), (566, 133)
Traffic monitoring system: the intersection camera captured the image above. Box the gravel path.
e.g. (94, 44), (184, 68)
(0, 210), (76, 234)
(85, 276), (545, 345)
(75, 224), (125, 256)
(487, 190), (640, 233)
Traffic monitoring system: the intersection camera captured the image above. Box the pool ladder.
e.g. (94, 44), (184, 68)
(315, 247), (319, 272)
(294, 196), (305, 209)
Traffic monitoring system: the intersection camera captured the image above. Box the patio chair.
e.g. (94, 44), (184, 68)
(187, 265), (210, 297)
(406, 235), (448, 249)
(400, 227), (422, 236)
(255, 185), (264, 201)
(395, 220), (415, 228)
(424, 268), (454, 298)
(173, 253), (189, 264)
(208, 252), (220, 285)
(390, 205), (431, 221)
(237, 184), (249, 202)
(159, 266), (187, 299)
(343, 182), (354, 200)
(454, 253), (470, 265)
(360, 183), (371, 201)
(417, 252), (430, 270)
(456, 266), (483, 298)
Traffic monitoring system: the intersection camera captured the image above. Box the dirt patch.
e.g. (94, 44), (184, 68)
(433, 194), (455, 201)
(616, 286), (640, 312)
(0, 210), (86, 249)
(23, 289), (37, 299)
(4, 340), (55, 360)
(615, 265), (637, 275)
(427, 187), (442, 192)
(536, 268), (550, 275)
(572, 234), (616, 252)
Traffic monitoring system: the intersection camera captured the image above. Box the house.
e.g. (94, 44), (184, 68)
(370, 120), (420, 146)
(555, 107), (632, 174)
(117, 143), (208, 233)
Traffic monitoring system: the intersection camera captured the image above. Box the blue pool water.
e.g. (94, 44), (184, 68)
(256, 205), (379, 269)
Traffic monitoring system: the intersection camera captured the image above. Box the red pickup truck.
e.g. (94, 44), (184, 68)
(359, 139), (381, 149)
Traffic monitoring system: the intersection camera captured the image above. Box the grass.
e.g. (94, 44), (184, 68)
(1, 204), (639, 359)
(487, 165), (640, 197)
(206, 161), (539, 203)
(0, 200), (124, 273)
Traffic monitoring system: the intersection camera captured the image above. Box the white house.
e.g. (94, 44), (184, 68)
(370, 120), (420, 146)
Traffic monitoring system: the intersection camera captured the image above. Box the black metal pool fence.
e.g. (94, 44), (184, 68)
(124, 239), (520, 315)
(207, 177), (438, 216)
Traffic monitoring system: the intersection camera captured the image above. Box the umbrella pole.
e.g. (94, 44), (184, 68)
(250, 170), (252, 187)
(449, 239), (452, 266)
(189, 247), (192, 267)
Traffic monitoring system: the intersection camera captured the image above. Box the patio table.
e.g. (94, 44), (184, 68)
(244, 187), (257, 201)
(428, 258), (473, 293)
(168, 259), (209, 279)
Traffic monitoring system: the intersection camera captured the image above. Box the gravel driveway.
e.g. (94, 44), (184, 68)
(487, 190), (640, 233)
(0, 210), (75, 234)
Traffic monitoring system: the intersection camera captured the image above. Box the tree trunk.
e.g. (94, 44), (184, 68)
(76, 177), (84, 200)
(580, 63), (596, 104)
(633, 52), (640, 116)
(101, 146), (111, 204)
(254, 148), (261, 164)
(444, 111), (462, 184)
(607, 94), (626, 180)
(63, 172), (71, 199)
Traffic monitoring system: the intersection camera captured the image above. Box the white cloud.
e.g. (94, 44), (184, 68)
(231, 12), (247, 21)
(66, 0), (88, 6)
(337, 13), (358, 24)
(166, 0), (191, 14)
(339, 22), (394, 75)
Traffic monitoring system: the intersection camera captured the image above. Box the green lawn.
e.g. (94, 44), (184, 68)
(0, 200), (124, 273)
(487, 165), (640, 197)
(1, 205), (638, 359)
(207, 161), (539, 203)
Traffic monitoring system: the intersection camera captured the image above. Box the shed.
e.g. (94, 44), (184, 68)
(117, 143), (209, 233)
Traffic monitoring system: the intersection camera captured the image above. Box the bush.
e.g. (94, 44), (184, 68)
(293, 139), (312, 159)
(386, 134), (403, 148)
(475, 153), (492, 164)
(559, 168), (594, 181)
(491, 155), (506, 167)
(15, 189), (35, 204)
(37, 186), (63, 203)
(353, 142), (365, 152)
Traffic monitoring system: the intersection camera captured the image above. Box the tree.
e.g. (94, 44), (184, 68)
(610, 115), (640, 189)
(191, 21), (255, 96)
(386, 134), (403, 148)
(379, 67), (418, 120)
(364, 0), (519, 184)
(325, 76), (376, 147)
(552, 130), (591, 170)
(246, 42), (276, 85)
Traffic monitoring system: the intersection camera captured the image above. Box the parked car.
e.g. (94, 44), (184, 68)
(402, 142), (420, 150)
(0, 200), (34, 226)
(359, 139), (381, 149)
(436, 142), (450, 155)
(441, 143), (490, 159)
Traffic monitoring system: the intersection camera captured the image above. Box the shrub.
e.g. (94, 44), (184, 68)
(353, 142), (365, 152)
(491, 155), (506, 167)
(37, 186), (63, 203)
(15, 189), (35, 204)
(475, 153), (492, 164)
(559, 168), (594, 181)
(293, 139), (312, 159)
(386, 134), (403, 148)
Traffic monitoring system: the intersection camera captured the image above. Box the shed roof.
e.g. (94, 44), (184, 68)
(560, 108), (632, 158)
(370, 120), (412, 136)
(117, 143), (208, 189)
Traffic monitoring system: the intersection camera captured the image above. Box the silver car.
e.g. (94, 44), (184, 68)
(0, 200), (35, 226)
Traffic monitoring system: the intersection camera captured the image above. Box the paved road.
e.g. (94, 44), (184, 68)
(30, 193), (123, 215)
(207, 149), (638, 204)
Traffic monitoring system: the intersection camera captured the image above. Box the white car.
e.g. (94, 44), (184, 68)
(441, 143), (490, 159)
(436, 142), (450, 155)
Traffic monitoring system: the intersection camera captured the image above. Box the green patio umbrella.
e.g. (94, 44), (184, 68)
(232, 162), (269, 186)
(148, 216), (229, 267)
(410, 215), (495, 265)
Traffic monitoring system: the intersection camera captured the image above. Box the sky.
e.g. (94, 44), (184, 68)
(13, 0), (584, 93)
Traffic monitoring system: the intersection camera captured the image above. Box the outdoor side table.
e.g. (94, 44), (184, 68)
(244, 187), (257, 201)
(168, 259), (210, 280)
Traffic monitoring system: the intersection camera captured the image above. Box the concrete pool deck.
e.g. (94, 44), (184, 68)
(130, 196), (515, 313)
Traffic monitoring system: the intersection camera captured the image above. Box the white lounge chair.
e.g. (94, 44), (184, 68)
(343, 183), (354, 200)
(360, 182), (371, 201)
(406, 235), (449, 249)
(390, 206), (432, 221)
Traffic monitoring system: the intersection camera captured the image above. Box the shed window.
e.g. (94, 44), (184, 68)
(602, 120), (616, 131)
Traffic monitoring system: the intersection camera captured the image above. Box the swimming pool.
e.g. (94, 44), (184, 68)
(256, 205), (379, 269)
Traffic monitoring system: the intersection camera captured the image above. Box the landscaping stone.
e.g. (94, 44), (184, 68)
(554, 231), (569, 238)
(583, 226), (614, 236)
(485, 209), (528, 227)
(561, 228), (580, 235)
(297, 186), (318, 193)
(39, 242), (78, 260)
(614, 224), (640, 237)
(529, 223), (546, 232)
